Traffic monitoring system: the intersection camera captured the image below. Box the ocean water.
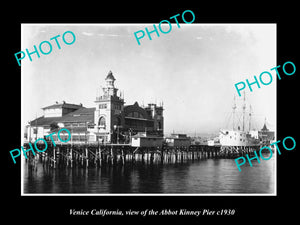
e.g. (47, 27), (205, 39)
(23, 154), (275, 194)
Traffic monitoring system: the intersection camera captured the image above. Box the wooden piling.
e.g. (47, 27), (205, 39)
(24, 141), (263, 170)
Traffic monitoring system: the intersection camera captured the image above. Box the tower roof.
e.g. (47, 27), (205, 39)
(261, 117), (269, 131)
(261, 123), (269, 131)
(105, 70), (116, 81)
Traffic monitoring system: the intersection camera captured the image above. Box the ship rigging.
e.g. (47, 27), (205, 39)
(219, 92), (260, 149)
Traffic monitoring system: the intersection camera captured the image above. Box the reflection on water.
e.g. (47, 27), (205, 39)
(23, 156), (275, 194)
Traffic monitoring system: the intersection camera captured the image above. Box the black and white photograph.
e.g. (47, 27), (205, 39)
(4, 5), (298, 225)
(21, 24), (276, 195)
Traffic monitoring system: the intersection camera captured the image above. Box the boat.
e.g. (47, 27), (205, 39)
(219, 92), (260, 150)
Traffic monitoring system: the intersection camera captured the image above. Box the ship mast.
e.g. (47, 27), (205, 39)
(232, 95), (236, 130)
(242, 91), (246, 131)
(249, 104), (252, 131)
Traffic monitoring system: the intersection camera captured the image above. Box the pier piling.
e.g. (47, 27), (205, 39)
(22, 142), (261, 169)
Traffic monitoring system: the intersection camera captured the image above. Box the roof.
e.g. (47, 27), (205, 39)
(30, 107), (96, 126)
(132, 134), (163, 139)
(124, 102), (152, 120)
(29, 116), (59, 127)
(105, 70), (116, 81)
(261, 123), (269, 131)
(42, 102), (83, 110)
(59, 107), (95, 123)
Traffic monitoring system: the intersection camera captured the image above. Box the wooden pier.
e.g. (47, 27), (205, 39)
(23, 142), (260, 168)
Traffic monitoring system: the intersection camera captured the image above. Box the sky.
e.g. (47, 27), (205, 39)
(22, 24), (276, 135)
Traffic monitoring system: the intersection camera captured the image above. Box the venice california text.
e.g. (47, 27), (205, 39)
(133, 9), (195, 45)
(14, 30), (76, 66)
(235, 136), (296, 172)
(70, 208), (235, 216)
(9, 128), (71, 164)
(234, 61), (296, 97)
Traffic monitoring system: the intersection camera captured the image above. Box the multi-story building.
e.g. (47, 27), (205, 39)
(26, 71), (164, 144)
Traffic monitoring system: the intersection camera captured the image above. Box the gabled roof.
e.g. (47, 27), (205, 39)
(29, 116), (58, 127)
(42, 102), (83, 110)
(29, 107), (96, 126)
(59, 107), (95, 123)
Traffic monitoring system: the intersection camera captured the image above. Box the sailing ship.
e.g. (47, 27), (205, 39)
(219, 93), (260, 149)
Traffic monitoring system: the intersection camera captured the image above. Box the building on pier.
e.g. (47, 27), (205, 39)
(258, 119), (275, 145)
(165, 134), (191, 147)
(26, 101), (91, 142)
(26, 71), (164, 144)
(131, 132), (164, 148)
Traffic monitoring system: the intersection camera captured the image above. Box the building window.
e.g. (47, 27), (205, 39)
(99, 104), (107, 109)
(114, 104), (121, 110)
(98, 117), (106, 127)
(157, 121), (162, 130)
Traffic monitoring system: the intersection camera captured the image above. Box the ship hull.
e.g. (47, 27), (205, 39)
(219, 129), (260, 147)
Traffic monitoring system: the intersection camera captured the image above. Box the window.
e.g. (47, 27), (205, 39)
(98, 117), (106, 127)
(99, 104), (107, 109)
(114, 104), (121, 110)
(157, 121), (162, 130)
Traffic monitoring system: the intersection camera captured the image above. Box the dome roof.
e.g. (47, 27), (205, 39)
(105, 70), (116, 81)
